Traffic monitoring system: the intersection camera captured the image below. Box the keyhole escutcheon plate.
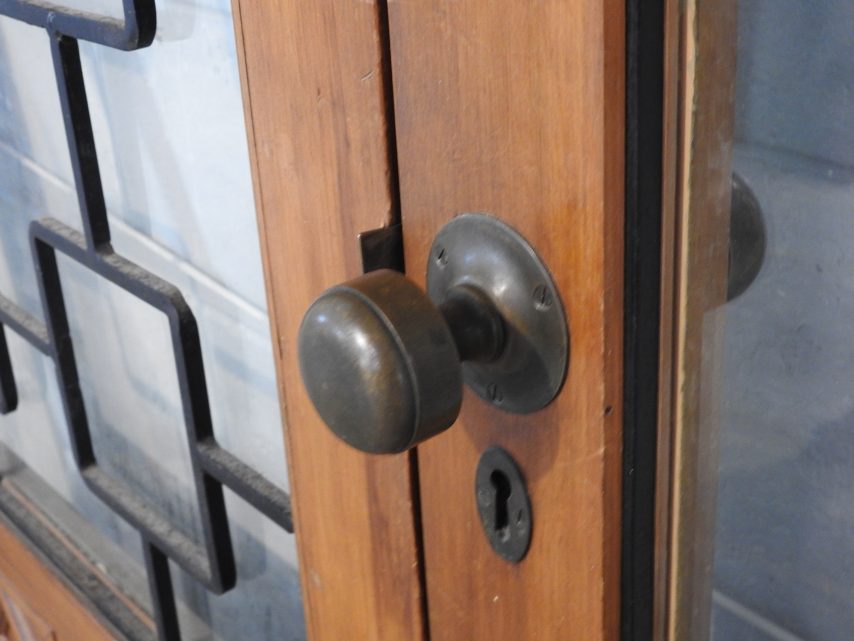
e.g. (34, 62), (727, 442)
(475, 446), (532, 563)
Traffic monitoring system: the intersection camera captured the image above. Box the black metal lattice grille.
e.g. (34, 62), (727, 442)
(0, 3), (294, 640)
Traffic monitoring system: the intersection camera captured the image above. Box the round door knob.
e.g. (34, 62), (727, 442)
(299, 269), (463, 453)
(727, 173), (766, 301)
(298, 214), (569, 454)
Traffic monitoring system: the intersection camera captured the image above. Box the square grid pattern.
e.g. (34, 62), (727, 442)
(0, 3), (293, 640)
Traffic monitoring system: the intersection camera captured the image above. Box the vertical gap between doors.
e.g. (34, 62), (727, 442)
(375, 1), (432, 640)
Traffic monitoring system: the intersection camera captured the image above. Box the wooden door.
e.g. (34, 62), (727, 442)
(237, 1), (625, 640)
(0, 0), (627, 639)
(232, 3), (428, 640)
(388, 3), (624, 639)
(0, 519), (117, 640)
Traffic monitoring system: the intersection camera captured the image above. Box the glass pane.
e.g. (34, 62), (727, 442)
(702, 2), (854, 640)
(0, 1), (305, 638)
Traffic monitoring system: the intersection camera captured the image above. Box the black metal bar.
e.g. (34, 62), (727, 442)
(143, 539), (181, 641)
(0, 295), (50, 353)
(0, 325), (16, 414)
(0, 0), (155, 50)
(622, 0), (665, 639)
(196, 439), (293, 532)
(50, 35), (111, 250)
(30, 227), (97, 469)
(30, 219), (236, 594)
(81, 466), (215, 584)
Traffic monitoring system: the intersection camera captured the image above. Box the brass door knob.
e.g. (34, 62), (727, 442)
(298, 214), (569, 454)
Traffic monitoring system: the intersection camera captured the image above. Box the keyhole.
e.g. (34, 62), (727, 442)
(490, 469), (512, 541)
(476, 447), (531, 563)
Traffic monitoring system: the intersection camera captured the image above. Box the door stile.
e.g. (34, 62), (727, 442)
(386, 1), (626, 639)
(230, 2), (427, 640)
(660, 1), (737, 639)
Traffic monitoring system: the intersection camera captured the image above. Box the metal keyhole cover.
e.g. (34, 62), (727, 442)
(427, 214), (569, 414)
(475, 446), (532, 563)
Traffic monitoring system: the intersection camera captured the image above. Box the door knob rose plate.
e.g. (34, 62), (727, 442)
(298, 214), (569, 454)
(427, 214), (568, 414)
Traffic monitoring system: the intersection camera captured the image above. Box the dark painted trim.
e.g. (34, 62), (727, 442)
(622, 1), (665, 640)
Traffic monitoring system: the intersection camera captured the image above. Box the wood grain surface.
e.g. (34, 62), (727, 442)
(0, 587), (56, 641)
(654, 0), (682, 637)
(664, 1), (737, 639)
(386, 2), (625, 639)
(0, 519), (113, 641)
(230, 2), (426, 640)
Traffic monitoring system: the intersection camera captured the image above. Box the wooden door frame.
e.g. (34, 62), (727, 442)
(234, 1), (672, 640)
(0, 481), (152, 639)
(231, 2), (427, 640)
(0, 516), (113, 640)
(0, 1), (687, 640)
(656, 0), (738, 639)
(386, 0), (625, 634)
(0, 0), (742, 636)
